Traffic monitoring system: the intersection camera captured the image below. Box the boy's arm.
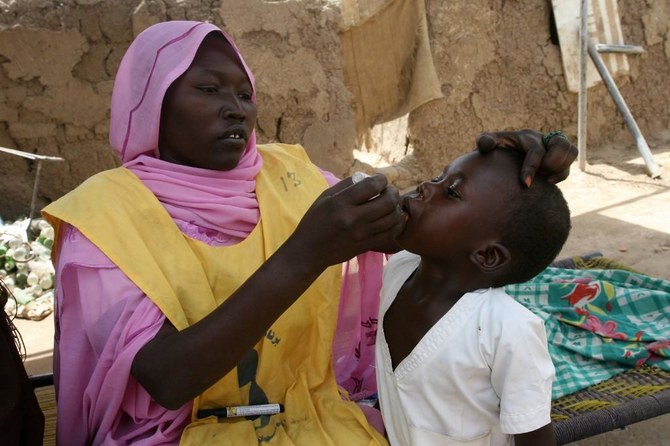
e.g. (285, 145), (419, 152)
(514, 422), (556, 446)
(488, 303), (555, 441)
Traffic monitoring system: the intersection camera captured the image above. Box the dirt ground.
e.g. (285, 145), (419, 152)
(556, 130), (670, 281)
(13, 130), (670, 445)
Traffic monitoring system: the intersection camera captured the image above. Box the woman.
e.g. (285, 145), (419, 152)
(0, 282), (45, 445)
(42, 21), (577, 445)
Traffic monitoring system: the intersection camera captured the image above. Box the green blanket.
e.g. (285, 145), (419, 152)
(506, 267), (670, 399)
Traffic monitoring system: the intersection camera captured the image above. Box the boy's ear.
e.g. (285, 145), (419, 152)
(469, 242), (511, 273)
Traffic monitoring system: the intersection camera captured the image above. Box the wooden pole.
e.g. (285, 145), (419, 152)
(577, 0), (589, 172)
(588, 40), (662, 178)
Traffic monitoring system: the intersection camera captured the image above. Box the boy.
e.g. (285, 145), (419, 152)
(376, 147), (571, 446)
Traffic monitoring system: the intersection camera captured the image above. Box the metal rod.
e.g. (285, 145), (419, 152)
(596, 43), (644, 54)
(577, 0), (589, 172)
(587, 39), (661, 178)
(0, 145), (63, 161)
(0, 145), (64, 238)
(26, 159), (44, 238)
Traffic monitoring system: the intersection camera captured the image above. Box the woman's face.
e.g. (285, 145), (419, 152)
(158, 34), (257, 170)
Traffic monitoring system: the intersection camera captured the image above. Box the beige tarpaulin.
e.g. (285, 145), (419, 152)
(340, 0), (443, 142)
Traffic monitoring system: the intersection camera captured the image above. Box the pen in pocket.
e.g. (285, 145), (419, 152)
(197, 403), (284, 419)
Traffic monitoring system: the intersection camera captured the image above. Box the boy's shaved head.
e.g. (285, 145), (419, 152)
(493, 148), (571, 286)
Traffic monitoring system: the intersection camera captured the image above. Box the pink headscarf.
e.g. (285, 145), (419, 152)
(109, 21), (263, 240)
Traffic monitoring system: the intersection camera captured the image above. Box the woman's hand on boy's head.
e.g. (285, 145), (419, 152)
(476, 129), (578, 187)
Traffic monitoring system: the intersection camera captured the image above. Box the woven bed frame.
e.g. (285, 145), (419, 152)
(551, 365), (670, 443)
(545, 252), (670, 443)
(30, 253), (669, 445)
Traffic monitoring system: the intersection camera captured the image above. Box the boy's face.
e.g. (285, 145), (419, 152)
(396, 150), (521, 262)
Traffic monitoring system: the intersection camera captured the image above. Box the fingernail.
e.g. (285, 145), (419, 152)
(524, 175), (532, 187)
(478, 135), (495, 151)
(352, 171), (371, 184)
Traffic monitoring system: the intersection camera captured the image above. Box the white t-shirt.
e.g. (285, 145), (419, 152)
(376, 251), (555, 446)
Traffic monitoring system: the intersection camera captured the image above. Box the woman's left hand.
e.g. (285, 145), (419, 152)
(475, 129), (578, 187)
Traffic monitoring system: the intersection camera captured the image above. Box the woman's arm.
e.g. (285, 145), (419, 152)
(132, 174), (402, 409)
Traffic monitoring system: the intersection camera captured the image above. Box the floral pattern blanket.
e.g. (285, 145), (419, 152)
(506, 267), (670, 399)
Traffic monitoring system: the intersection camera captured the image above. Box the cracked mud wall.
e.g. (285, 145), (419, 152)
(0, 0), (668, 218)
(402, 0), (670, 184)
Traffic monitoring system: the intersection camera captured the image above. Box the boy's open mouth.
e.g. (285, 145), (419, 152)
(400, 194), (415, 218)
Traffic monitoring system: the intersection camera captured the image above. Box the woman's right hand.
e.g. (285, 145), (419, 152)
(289, 174), (403, 268)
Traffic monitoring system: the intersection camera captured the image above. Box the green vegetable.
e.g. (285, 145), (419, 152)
(15, 272), (28, 288)
(4, 258), (16, 272)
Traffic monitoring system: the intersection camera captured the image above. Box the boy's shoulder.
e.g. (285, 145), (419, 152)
(387, 249), (420, 264)
(478, 288), (544, 330)
(384, 250), (420, 275)
(476, 289), (551, 367)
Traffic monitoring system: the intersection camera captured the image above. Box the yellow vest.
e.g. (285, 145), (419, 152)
(43, 144), (387, 445)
